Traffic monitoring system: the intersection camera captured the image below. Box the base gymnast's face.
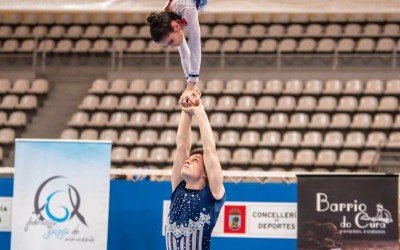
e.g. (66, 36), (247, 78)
(181, 154), (206, 183)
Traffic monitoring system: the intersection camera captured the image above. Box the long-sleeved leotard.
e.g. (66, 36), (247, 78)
(171, 0), (207, 83)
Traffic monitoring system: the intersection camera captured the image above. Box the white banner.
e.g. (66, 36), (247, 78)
(11, 139), (111, 250)
(163, 201), (297, 239)
(0, 197), (12, 232)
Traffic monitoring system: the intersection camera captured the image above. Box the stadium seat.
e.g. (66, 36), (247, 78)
(149, 147), (169, 164)
(1, 95), (19, 110)
(64, 25), (84, 38)
(127, 112), (148, 127)
(280, 131), (302, 147)
(68, 111), (89, 127)
(99, 95), (119, 110)
(322, 131), (344, 148)
(6, 111), (27, 127)
(343, 79), (364, 95)
(0, 128), (15, 144)
(249, 24), (267, 37)
(251, 149), (273, 165)
(157, 130), (176, 146)
(337, 150), (359, 167)
(127, 79), (147, 94)
(224, 79), (244, 94)
(99, 129), (119, 143)
(301, 131), (323, 148)
(343, 132), (365, 148)
(309, 113), (330, 129)
(230, 148), (252, 165)
(137, 129), (158, 146)
(371, 113), (393, 129)
(0, 79), (11, 94)
(82, 25), (101, 38)
(378, 96), (398, 111)
(297, 38), (316, 52)
(88, 112), (109, 127)
(258, 39), (278, 53)
(235, 96), (256, 112)
(296, 96), (317, 111)
(294, 149), (316, 166)
(323, 79), (343, 95)
(215, 96), (236, 111)
(60, 128), (79, 140)
(238, 39), (258, 53)
(216, 148), (231, 165)
(156, 95), (178, 111)
(358, 150), (378, 168)
(80, 129), (99, 140)
(108, 112), (128, 127)
(204, 79), (224, 94)
(72, 39), (91, 53)
(117, 130), (138, 146)
(126, 39), (146, 53)
(209, 112), (227, 128)
(248, 112), (268, 129)
(364, 79), (384, 94)
(288, 113), (308, 129)
(145, 79), (167, 94)
(268, 113), (288, 128)
(316, 38), (335, 53)
(330, 113), (351, 129)
(243, 79), (264, 94)
(337, 96), (358, 111)
(255, 96), (276, 111)
(89, 79), (109, 94)
(272, 149), (294, 166)
(165, 79), (185, 94)
(11, 79), (30, 94)
(385, 79), (400, 94)
(128, 147), (149, 163)
(219, 130), (240, 147)
(136, 95), (157, 110)
(238, 130), (260, 147)
(111, 147), (129, 164)
(315, 150), (337, 167)
(118, 96), (138, 111)
(108, 79), (128, 94)
(316, 96), (337, 111)
(303, 79), (323, 95)
(351, 113), (372, 129)
(226, 112), (248, 128)
(29, 78), (49, 95)
(18, 95), (38, 110)
(275, 96), (296, 111)
(357, 96), (378, 112)
(365, 132), (387, 148)
(147, 112), (168, 128)
(260, 131), (281, 147)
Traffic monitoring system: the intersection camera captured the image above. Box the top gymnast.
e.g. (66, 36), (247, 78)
(146, 0), (207, 108)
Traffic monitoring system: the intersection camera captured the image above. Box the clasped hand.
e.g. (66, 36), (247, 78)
(179, 86), (201, 108)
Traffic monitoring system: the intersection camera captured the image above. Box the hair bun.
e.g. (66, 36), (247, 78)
(146, 12), (159, 26)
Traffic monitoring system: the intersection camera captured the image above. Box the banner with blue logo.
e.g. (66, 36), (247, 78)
(11, 139), (111, 250)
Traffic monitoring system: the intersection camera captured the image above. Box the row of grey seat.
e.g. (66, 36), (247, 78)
(1, 23), (399, 39)
(1, 12), (399, 25)
(1, 37), (400, 54)
(87, 78), (400, 95)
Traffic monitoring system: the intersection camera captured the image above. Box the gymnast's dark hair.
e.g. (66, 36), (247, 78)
(146, 12), (182, 42)
(189, 147), (204, 157)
